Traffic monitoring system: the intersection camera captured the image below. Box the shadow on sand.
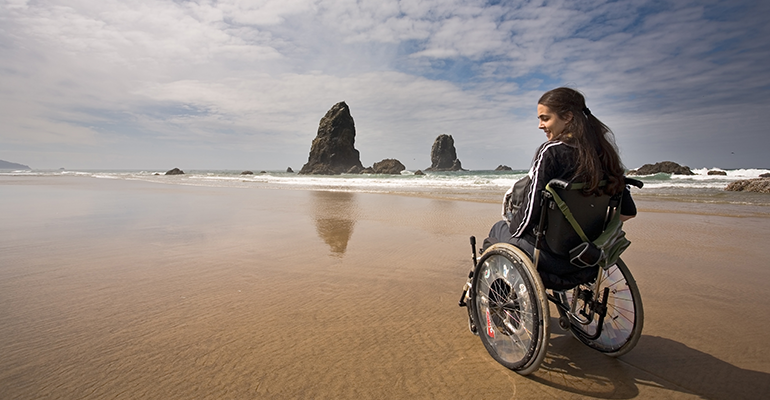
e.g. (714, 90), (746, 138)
(528, 319), (770, 399)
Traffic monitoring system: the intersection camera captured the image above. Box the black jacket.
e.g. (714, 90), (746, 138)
(504, 141), (578, 241)
(503, 140), (636, 242)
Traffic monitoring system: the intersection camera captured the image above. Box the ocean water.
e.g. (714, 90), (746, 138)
(3, 167), (770, 206)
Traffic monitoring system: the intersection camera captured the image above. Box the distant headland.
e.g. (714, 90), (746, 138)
(0, 159), (31, 170)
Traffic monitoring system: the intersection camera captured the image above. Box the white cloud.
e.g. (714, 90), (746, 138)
(1, 0), (769, 169)
(217, 0), (317, 26)
(127, 71), (526, 162)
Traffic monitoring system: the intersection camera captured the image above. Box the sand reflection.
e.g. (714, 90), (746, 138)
(311, 191), (359, 256)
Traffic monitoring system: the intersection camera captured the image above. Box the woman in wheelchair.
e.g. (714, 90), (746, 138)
(463, 87), (643, 375)
(485, 87), (636, 289)
(482, 87), (636, 289)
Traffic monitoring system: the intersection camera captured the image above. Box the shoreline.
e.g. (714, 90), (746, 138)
(4, 167), (770, 208)
(3, 173), (770, 212)
(1, 175), (769, 399)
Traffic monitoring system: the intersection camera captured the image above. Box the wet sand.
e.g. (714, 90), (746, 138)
(1, 175), (769, 399)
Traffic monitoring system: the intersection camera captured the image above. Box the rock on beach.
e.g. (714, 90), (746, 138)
(165, 168), (184, 175)
(628, 161), (694, 175)
(725, 178), (770, 193)
(372, 159), (406, 175)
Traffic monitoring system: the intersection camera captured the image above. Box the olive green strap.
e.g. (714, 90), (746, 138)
(545, 183), (590, 242)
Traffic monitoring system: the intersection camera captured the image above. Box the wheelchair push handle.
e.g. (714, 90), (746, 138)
(624, 177), (644, 188)
(547, 178), (571, 190)
(546, 177), (644, 190)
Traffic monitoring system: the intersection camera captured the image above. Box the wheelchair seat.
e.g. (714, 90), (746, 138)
(533, 178), (638, 286)
(541, 180), (614, 257)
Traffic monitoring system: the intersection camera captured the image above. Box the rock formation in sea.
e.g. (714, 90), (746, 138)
(372, 159), (406, 175)
(725, 178), (770, 193)
(165, 168), (184, 175)
(760, 173), (770, 178)
(495, 165), (513, 171)
(414, 170), (425, 176)
(0, 159), (31, 170)
(241, 171), (254, 175)
(425, 134), (464, 171)
(627, 161), (694, 175)
(707, 170), (727, 176)
(286, 167), (294, 173)
(299, 101), (364, 175)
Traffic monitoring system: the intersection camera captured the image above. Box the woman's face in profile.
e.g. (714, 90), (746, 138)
(537, 104), (569, 141)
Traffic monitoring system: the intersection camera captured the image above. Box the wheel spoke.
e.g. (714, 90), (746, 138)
(472, 250), (544, 370)
(566, 259), (642, 355)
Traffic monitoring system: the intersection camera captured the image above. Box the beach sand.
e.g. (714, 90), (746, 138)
(1, 175), (769, 399)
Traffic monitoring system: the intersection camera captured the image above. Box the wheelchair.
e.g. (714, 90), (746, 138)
(459, 178), (644, 375)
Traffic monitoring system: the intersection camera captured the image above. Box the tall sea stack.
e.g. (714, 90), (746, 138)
(426, 134), (464, 171)
(300, 102), (364, 175)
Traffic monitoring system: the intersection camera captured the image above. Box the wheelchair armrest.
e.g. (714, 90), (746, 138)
(624, 177), (644, 188)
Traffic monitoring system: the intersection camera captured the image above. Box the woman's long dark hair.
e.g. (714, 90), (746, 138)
(538, 87), (625, 195)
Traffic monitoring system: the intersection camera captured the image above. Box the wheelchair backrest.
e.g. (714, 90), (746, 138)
(543, 184), (613, 257)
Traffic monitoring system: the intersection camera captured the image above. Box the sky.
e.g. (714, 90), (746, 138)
(1, 0), (769, 171)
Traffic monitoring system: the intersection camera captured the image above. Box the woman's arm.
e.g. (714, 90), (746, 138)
(509, 142), (567, 238)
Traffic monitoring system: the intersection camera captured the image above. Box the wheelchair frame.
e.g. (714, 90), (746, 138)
(459, 178), (644, 375)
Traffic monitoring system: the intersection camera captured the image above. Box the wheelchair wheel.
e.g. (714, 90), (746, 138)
(567, 258), (643, 357)
(470, 243), (549, 375)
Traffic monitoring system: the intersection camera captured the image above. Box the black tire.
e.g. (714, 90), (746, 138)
(470, 243), (549, 375)
(568, 258), (643, 357)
